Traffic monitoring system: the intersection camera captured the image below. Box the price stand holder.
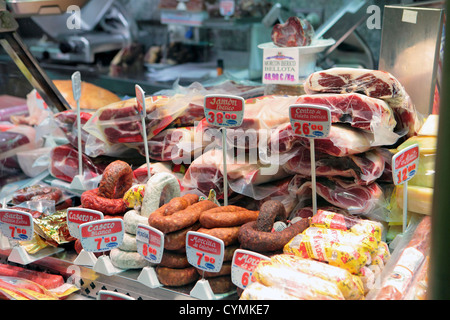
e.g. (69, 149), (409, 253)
(204, 94), (245, 206)
(289, 104), (331, 215)
(67, 207), (104, 266)
(231, 249), (269, 290)
(0, 208), (62, 264)
(186, 231), (225, 300)
(69, 71), (88, 191)
(79, 218), (124, 275)
(135, 84), (152, 181)
(392, 143), (420, 233)
(97, 290), (135, 300)
(136, 224), (164, 288)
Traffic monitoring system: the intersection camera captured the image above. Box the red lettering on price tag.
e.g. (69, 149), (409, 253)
(67, 207), (103, 239)
(231, 249), (269, 289)
(0, 209), (34, 241)
(79, 219), (124, 252)
(186, 231), (224, 273)
(204, 94), (244, 128)
(392, 144), (420, 185)
(289, 104), (331, 139)
(136, 224), (164, 264)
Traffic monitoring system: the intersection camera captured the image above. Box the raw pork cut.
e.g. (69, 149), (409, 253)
(50, 144), (106, 182)
(303, 67), (423, 137)
(270, 123), (374, 157)
(295, 93), (397, 135)
(182, 147), (290, 199)
(272, 16), (314, 47)
(288, 175), (385, 215)
(283, 146), (386, 185)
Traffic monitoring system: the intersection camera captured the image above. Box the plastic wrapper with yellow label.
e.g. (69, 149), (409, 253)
(240, 282), (300, 300)
(252, 260), (345, 300)
(123, 184), (146, 209)
(284, 228), (371, 274)
(311, 209), (384, 243)
(268, 254), (365, 300)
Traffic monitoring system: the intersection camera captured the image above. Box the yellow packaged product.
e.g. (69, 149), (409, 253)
(283, 231), (369, 274)
(240, 282), (299, 300)
(269, 254), (365, 300)
(253, 260), (345, 300)
(123, 184), (146, 209)
(311, 209), (383, 243)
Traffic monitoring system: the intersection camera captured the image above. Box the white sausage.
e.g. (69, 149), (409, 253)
(141, 172), (180, 217)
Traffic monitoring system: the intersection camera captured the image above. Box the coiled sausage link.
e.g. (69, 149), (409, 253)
(238, 200), (310, 252)
(98, 160), (133, 199)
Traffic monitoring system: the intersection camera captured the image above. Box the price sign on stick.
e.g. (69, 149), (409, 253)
(136, 224), (164, 264)
(290, 104), (331, 216)
(231, 249), (269, 289)
(67, 207), (103, 239)
(0, 209), (33, 241)
(204, 94), (244, 206)
(135, 84), (151, 180)
(186, 231), (224, 273)
(79, 218), (124, 252)
(392, 143), (420, 232)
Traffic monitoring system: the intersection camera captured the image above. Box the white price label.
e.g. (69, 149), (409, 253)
(186, 231), (224, 273)
(136, 224), (164, 264)
(0, 209), (34, 241)
(204, 94), (244, 128)
(67, 207), (103, 239)
(289, 104), (331, 139)
(79, 218), (124, 252)
(392, 144), (420, 185)
(262, 47), (299, 84)
(231, 249), (269, 289)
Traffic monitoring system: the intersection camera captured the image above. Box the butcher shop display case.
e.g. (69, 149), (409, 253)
(0, 0), (449, 302)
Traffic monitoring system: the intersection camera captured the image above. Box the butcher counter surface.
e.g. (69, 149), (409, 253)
(0, 248), (238, 300)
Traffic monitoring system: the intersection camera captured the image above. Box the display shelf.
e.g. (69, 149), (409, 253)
(0, 248), (238, 300)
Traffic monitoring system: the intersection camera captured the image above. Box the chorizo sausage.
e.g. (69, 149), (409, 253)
(155, 266), (199, 287)
(199, 208), (259, 228)
(238, 200), (310, 252)
(197, 227), (240, 246)
(164, 222), (201, 251)
(12, 185), (62, 204)
(149, 199), (217, 233)
(98, 160), (133, 199)
(81, 188), (127, 215)
(159, 251), (190, 269)
(207, 275), (235, 294)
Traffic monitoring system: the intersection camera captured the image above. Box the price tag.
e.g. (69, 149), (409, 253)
(392, 144), (420, 185)
(220, 0), (235, 17)
(262, 47), (299, 84)
(289, 104), (331, 139)
(186, 231), (224, 273)
(289, 104), (331, 216)
(136, 224), (164, 264)
(0, 209), (34, 241)
(97, 290), (134, 300)
(392, 143), (420, 233)
(79, 218), (124, 253)
(67, 207), (104, 239)
(135, 84), (146, 117)
(204, 94), (244, 128)
(231, 249), (269, 289)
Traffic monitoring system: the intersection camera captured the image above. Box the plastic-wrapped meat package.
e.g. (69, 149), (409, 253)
(182, 147), (291, 200)
(271, 16), (315, 47)
(0, 95), (28, 122)
(283, 146), (386, 185)
(270, 123), (375, 157)
(49, 144), (106, 183)
(303, 67), (424, 137)
(199, 95), (299, 150)
(53, 110), (94, 151)
(131, 126), (207, 162)
(295, 93), (400, 146)
(0, 124), (40, 161)
(132, 162), (185, 185)
(288, 175), (386, 216)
